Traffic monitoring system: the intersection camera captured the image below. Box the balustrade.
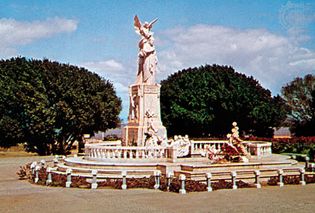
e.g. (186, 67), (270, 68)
(191, 140), (272, 157)
(85, 144), (170, 161)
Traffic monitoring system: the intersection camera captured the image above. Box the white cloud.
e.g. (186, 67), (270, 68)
(158, 24), (315, 94)
(0, 17), (78, 58)
(82, 59), (124, 73)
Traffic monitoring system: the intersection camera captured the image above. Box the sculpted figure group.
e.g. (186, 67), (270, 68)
(206, 122), (251, 163)
(134, 15), (158, 85)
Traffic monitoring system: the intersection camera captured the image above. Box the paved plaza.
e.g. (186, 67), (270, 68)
(0, 156), (315, 213)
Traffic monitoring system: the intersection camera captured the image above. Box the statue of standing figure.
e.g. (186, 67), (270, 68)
(134, 15), (158, 84)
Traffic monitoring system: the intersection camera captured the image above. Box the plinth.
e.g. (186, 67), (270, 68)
(122, 83), (167, 146)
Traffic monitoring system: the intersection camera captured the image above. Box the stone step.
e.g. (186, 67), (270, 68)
(64, 157), (165, 170)
(179, 160), (297, 173)
(52, 170), (153, 179)
(57, 163), (159, 176)
(174, 167), (303, 181)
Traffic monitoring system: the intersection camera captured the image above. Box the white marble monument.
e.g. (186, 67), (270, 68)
(122, 15), (167, 146)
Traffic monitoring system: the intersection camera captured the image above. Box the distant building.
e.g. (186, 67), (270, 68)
(93, 124), (125, 140)
(273, 127), (291, 138)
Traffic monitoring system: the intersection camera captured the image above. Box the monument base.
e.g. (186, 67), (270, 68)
(123, 122), (167, 146)
(122, 83), (167, 146)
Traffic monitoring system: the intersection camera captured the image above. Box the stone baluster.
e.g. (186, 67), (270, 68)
(269, 146), (272, 155)
(91, 170), (98, 189)
(231, 171), (237, 189)
(46, 167), (52, 185)
(123, 150), (127, 159)
(166, 172), (173, 191)
(34, 165), (41, 183)
(130, 150), (133, 159)
(121, 171), (127, 190)
(262, 146), (265, 156)
(254, 170), (261, 188)
(191, 141), (195, 154)
(277, 169), (284, 187)
(257, 147), (261, 157)
(66, 168), (72, 188)
(206, 173), (212, 192)
(135, 149), (139, 159)
(305, 156), (310, 170)
(299, 168), (306, 185)
(154, 171), (161, 189)
(179, 174), (186, 194)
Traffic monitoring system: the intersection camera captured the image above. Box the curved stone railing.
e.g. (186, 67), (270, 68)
(191, 140), (272, 157)
(245, 141), (272, 157)
(85, 140), (272, 162)
(85, 144), (171, 161)
(191, 140), (227, 156)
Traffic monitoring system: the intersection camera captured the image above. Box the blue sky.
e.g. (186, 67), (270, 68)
(1, 0), (315, 121)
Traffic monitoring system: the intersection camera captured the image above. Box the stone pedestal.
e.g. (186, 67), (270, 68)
(122, 83), (167, 146)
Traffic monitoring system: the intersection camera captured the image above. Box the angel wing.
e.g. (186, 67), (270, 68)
(147, 18), (158, 30)
(134, 15), (142, 36)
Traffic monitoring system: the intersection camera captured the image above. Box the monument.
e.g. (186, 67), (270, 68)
(22, 16), (307, 194)
(122, 15), (167, 146)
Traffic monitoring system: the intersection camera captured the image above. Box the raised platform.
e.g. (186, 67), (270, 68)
(54, 154), (300, 181)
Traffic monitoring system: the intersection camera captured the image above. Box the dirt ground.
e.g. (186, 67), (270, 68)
(1, 156), (315, 213)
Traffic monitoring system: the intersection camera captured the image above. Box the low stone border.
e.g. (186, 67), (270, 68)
(17, 159), (315, 194)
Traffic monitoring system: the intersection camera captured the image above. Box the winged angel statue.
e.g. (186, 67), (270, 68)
(134, 15), (158, 84)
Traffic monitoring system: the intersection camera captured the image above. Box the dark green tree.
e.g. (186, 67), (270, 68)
(0, 58), (55, 153)
(282, 74), (315, 136)
(0, 57), (121, 155)
(160, 64), (287, 137)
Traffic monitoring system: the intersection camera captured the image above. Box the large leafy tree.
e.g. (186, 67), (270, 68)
(281, 74), (315, 136)
(160, 64), (287, 137)
(0, 57), (121, 155)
